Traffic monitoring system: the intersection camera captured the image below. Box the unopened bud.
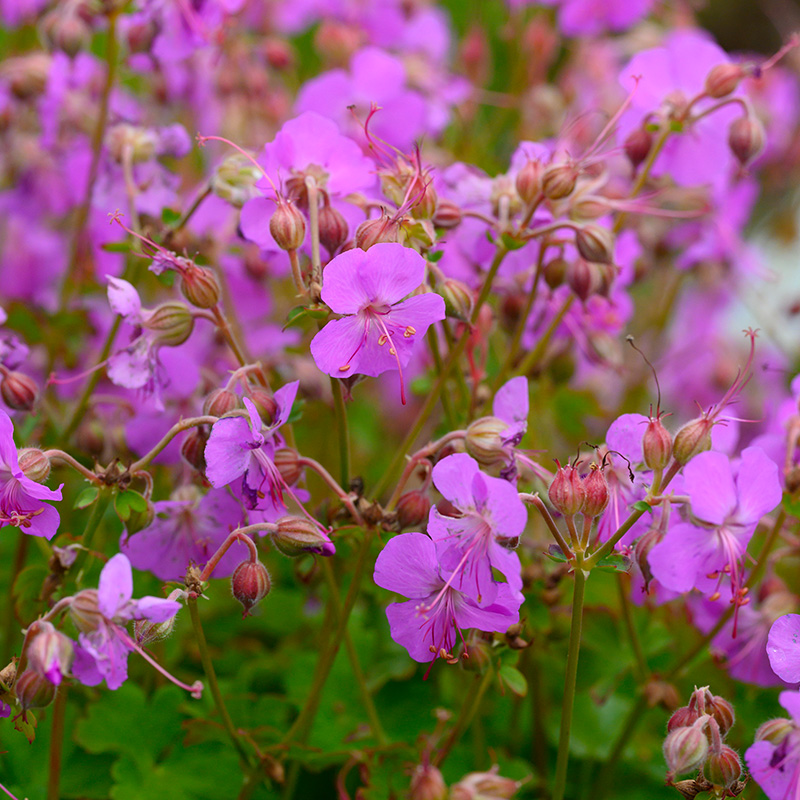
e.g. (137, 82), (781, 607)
(664, 720), (710, 776)
(441, 278), (474, 322)
(42, 8), (91, 57)
(318, 202), (349, 255)
(432, 199), (462, 229)
(143, 302), (195, 347)
(17, 448), (51, 482)
(465, 417), (509, 467)
(134, 590), (183, 645)
(643, 416), (673, 471)
(25, 622), (73, 686)
(1, 371), (38, 411)
(705, 63), (744, 99)
(231, 560), (271, 617)
(272, 516), (335, 557)
(728, 115), (766, 166)
(582, 466), (609, 518)
(702, 745), (742, 789)
(755, 717), (793, 744)
(515, 159), (543, 204)
(263, 37), (294, 70)
(672, 417), (713, 465)
(570, 196), (610, 221)
(566, 258), (601, 301)
(125, 18), (157, 53)
(355, 215), (402, 250)
(624, 126), (653, 168)
(247, 388), (277, 425)
(211, 154), (260, 207)
(270, 201), (306, 251)
(396, 490), (432, 529)
(450, 768), (519, 800)
(543, 256), (568, 289)
(541, 163), (578, 200)
(548, 463), (585, 516)
(107, 123), (157, 164)
(274, 448), (303, 486)
(180, 266), (221, 309)
(409, 763), (447, 800)
(15, 669), (56, 711)
(574, 224), (614, 264)
(203, 388), (240, 417)
(5, 54), (51, 100)
(69, 589), (102, 634)
(705, 693), (735, 736)
(181, 428), (208, 471)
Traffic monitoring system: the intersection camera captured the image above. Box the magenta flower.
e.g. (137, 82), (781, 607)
(768, 614), (800, 684)
(204, 383), (298, 515)
(746, 691), (800, 800)
(533, 0), (654, 36)
(310, 243), (445, 402)
(427, 453), (525, 605)
(70, 554), (181, 691)
(0, 409), (62, 539)
(648, 447), (781, 608)
(373, 533), (521, 664)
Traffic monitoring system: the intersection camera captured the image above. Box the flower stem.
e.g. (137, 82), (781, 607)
(330, 378), (350, 489)
(616, 573), (649, 683)
(46, 685), (68, 800)
(129, 415), (218, 471)
(552, 563), (587, 800)
(514, 294), (574, 378)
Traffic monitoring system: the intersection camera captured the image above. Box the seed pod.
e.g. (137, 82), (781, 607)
(465, 417), (508, 467)
(409, 763), (447, 800)
(15, 669), (56, 711)
(274, 447), (303, 486)
(624, 126), (653, 168)
(548, 463), (585, 516)
(231, 560), (271, 617)
(180, 266), (221, 309)
(663, 721), (710, 776)
(642, 416), (673, 471)
(542, 163), (578, 200)
(582, 466), (609, 518)
(69, 589), (103, 634)
(396, 490), (432, 529)
(272, 516), (335, 557)
(181, 427), (208, 471)
(728, 116), (766, 166)
(672, 417), (713, 465)
(318, 202), (349, 255)
(432, 199), (462, 229)
(203, 388), (240, 417)
(702, 745), (742, 790)
(515, 159), (543, 204)
(574, 224), (614, 264)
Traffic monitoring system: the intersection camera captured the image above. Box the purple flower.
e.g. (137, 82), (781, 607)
(427, 453), (525, 604)
(746, 691), (800, 800)
(70, 554), (181, 690)
(648, 447), (781, 608)
(373, 532), (521, 664)
(0, 409), (62, 539)
(204, 383), (298, 515)
(310, 243), (445, 402)
(768, 614), (800, 684)
(534, 0), (654, 36)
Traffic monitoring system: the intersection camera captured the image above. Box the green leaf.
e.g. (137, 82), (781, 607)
(632, 500), (652, 513)
(283, 305), (310, 331)
(426, 250), (444, 262)
(161, 207), (181, 225)
(595, 552), (632, 573)
(499, 665), (528, 697)
(500, 232), (527, 251)
(74, 486), (100, 510)
(14, 710), (36, 744)
(544, 544), (568, 563)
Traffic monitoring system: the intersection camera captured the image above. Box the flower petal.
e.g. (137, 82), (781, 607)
(768, 615), (800, 684)
(204, 417), (256, 487)
(98, 554), (134, 619)
(431, 453), (481, 510)
(373, 532), (441, 598)
(684, 450), (736, 526)
(735, 446), (782, 525)
(310, 315), (368, 377)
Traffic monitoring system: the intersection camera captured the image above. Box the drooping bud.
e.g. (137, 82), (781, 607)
(203, 388), (240, 417)
(663, 719), (710, 777)
(566, 258), (601, 301)
(582, 466), (609, 518)
(14, 669), (56, 711)
(270, 201), (307, 251)
(318, 202), (349, 255)
(180, 265), (221, 309)
(17, 449), (51, 483)
(548, 463), (585, 516)
(432, 199), (462, 230)
(181, 428), (208, 471)
(143, 302), (195, 347)
(272, 516), (335, 557)
(1, 371), (38, 411)
(231, 560), (271, 617)
(543, 256), (568, 289)
(704, 63), (744, 99)
(355, 215), (402, 250)
(134, 589), (184, 645)
(450, 767), (519, 800)
(702, 745), (742, 790)
(728, 115), (766, 166)
(754, 717), (793, 744)
(68, 589), (103, 634)
(409, 763), (447, 800)
(642, 416), (673, 471)
(672, 417), (713, 465)
(515, 159), (543, 204)
(273, 448), (303, 486)
(25, 622), (74, 686)
(465, 417), (509, 467)
(440, 278), (475, 322)
(574, 224), (614, 264)
(624, 126), (654, 169)
(211, 154), (260, 207)
(396, 490), (432, 529)
(542, 163), (578, 200)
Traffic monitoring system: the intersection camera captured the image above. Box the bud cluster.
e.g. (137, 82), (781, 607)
(548, 460), (608, 519)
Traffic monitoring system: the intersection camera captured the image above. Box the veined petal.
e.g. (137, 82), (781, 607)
(768, 615), (800, 684)
(735, 446), (782, 525)
(431, 453), (481, 510)
(0, 410), (20, 470)
(272, 381), (300, 429)
(204, 417), (257, 487)
(648, 522), (717, 593)
(310, 314), (369, 377)
(374, 533), (441, 598)
(98, 553), (134, 619)
(107, 277), (143, 322)
(492, 376), (529, 430)
(684, 450), (736, 526)
(134, 596), (181, 622)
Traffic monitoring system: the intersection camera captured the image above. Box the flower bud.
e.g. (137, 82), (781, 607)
(668, 705), (700, 733)
(570, 196), (610, 221)
(274, 447), (303, 486)
(1, 371), (38, 411)
(574, 224), (614, 264)
(728, 115), (766, 166)
(543, 256), (568, 289)
(318, 202), (349, 255)
(15, 669), (56, 711)
(705, 63), (744, 99)
(702, 745), (742, 789)
(582, 466), (609, 518)
(203, 388), (240, 417)
(396, 490), (432, 529)
(272, 516), (335, 557)
(231, 560), (271, 617)
(663, 721), (710, 777)
(107, 123), (157, 164)
(409, 763), (447, 800)
(642, 416), (672, 471)
(25, 622), (73, 686)
(125, 497), (156, 536)
(542, 163), (578, 200)
(548, 463), (585, 516)
(181, 428), (208, 471)
(450, 768), (519, 800)
(672, 417), (713, 465)
(432, 199), (462, 229)
(247, 388), (277, 425)
(624, 126), (654, 169)
(270, 201), (307, 251)
(5, 54), (51, 100)
(566, 258), (601, 301)
(211, 154), (260, 207)
(355, 215), (402, 250)
(515, 159), (543, 204)
(143, 302), (195, 347)
(134, 589), (183, 645)
(263, 37), (294, 70)
(180, 265), (221, 309)
(17, 448), (51, 482)
(441, 278), (474, 322)
(41, 8), (91, 57)
(465, 417), (509, 467)
(125, 18), (157, 53)
(69, 589), (102, 634)
(705, 693), (735, 736)
(755, 717), (793, 744)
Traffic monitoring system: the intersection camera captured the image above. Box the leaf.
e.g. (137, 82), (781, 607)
(500, 232), (528, 251)
(74, 486), (100, 510)
(544, 544), (568, 563)
(161, 207), (181, 225)
(114, 490), (147, 522)
(632, 500), (652, 513)
(499, 665), (528, 697)
(595, 552), (632, 573)
(426, 250), (444, 262)
(14, 710), (36, 743)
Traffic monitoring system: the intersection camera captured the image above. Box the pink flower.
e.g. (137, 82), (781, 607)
(746, 691), (800, 799)
(310, 243), (445, 402)
(768, 614), (800, 684)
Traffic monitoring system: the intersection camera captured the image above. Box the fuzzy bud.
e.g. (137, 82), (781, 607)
(15, 669), (56, 711)
(441, 278), (475, 322)
(668, 705), (700, 733)
(702, 745), (742, 789)
(17, 448), (51, 483)
(432, 199), (462, 230)
(355, 215), (402, 250)
(624, 126), (653, 169)
(465, 417), (509, 467)
(68, 589), (102, 634)
(41, 8), (91, 57)
(672, 417), (713, 465)
(755, 717), (793, 744)
(728, 115), (766, 166)
(396, 490), (432, 529)
(409, 763), (447, 800)
(270, 201), (307, 251)
(664, 720), (710, 777)
(705, 693), (735, 736)
(515, 159), (543, 204)
(548, 463), (585, 516)
(543, 256), (568, 289)
(450, 768), (519, 800)
(582, 466), (609, 518)
(203, 388), (240, 417)
(318, 202), (349, 255)
(25, 622), (73, 686)
(231, 560), (271, 617)
(542, 163), (578, 200)
(211, 154), (260, 207)
(135, 589), (184, 645)
(180, 266), (221, 309)
(181, 428), (208, 471)
(566, 258), (601, 301)
(642, 416), (673, 471)
(273, 448), (303, 486)
(272, 516), (335, 557)
(705, 63), (744, 99)
(574, 224), (614, 264)
(1, 371), (38, 411)
(143, 302), (195, 347)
